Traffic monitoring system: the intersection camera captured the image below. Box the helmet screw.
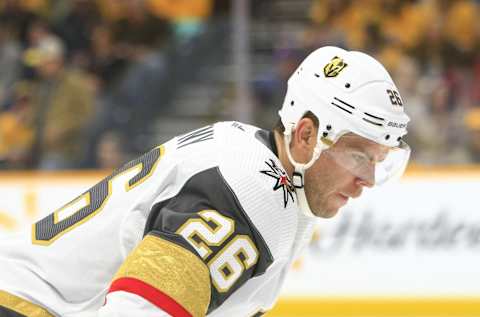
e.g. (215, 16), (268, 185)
(345, 83), (351, 88)
(397, 136), (402, 142)
(322, 132), (329, 137)
(326, 125), (332, 130)
(290, 100), (295, 106)
(385, 135), (390, 140)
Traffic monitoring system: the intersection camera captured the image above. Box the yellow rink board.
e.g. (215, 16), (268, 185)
(268, 298), (480, 317)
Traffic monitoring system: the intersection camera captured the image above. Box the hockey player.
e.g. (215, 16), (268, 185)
(0, 46), (410, 317)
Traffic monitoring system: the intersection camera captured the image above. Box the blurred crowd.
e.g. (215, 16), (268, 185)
(0, 0), (215, 169)
(1, 0), (479, 170)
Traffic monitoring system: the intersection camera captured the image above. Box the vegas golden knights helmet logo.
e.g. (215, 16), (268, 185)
(323, 56), (347, 78)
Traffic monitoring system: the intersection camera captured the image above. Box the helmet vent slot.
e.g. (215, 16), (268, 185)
(362, 112), (385, 127)
(364, 112), (385, 121)
(330, 97), (355, 115)
(333, 97), (355, 109)
(331, 101), (353, 114)
(362, 118), (383, 127)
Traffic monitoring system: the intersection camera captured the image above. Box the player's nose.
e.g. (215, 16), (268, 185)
(355, 165), (375, 188)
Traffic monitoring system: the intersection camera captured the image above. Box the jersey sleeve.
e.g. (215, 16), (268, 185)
(102, 167), (274, 317)
(98, 291), (173, 317)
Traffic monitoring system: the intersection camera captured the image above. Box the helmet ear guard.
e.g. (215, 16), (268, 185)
(278, 46), (411, 217)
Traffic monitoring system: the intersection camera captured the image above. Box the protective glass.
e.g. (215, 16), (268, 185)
(321, 135), (411, 186)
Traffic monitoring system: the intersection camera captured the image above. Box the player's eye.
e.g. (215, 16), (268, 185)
(350, 152), (370, 167)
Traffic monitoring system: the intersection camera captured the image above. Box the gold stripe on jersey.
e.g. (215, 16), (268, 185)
(0, 290), (53, 317)
(112, 235), (211, 317)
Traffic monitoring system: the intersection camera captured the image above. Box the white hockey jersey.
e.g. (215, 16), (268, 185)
(0, 122), (316, 317)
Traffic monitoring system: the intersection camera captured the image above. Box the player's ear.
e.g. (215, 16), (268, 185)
(295, 117), (317, 147)
(291, 117), (318, 162)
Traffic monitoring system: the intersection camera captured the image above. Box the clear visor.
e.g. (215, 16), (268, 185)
(321, 135), (411, 186)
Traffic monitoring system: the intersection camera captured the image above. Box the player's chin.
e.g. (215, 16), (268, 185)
(314, 196), (346, 218)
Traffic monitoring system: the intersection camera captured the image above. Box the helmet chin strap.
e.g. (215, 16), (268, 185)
(283, 127), (327, 218)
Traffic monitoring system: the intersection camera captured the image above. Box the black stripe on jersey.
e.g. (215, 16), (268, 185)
(177, 125), (214, 149)
(255, 129), (278, 157)
(0, 306), (27, 317)
(144, 167), (274, 313)
(33, 146), (162, 244)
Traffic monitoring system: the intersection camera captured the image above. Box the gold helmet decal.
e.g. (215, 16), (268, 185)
(323, 56), (347, 78)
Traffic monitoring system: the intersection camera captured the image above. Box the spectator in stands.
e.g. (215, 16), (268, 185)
(88, 23), (128, 91)
(21, 35), (95, 169)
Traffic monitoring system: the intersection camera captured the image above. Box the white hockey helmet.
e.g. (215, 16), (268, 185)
(278, 46), (411, 216)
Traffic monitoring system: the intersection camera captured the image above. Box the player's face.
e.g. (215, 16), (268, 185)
(305, 133), (389, 218)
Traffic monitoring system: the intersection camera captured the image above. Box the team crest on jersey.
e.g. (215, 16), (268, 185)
(324, 56), (347, 78)
(260, 159), (295, 208)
